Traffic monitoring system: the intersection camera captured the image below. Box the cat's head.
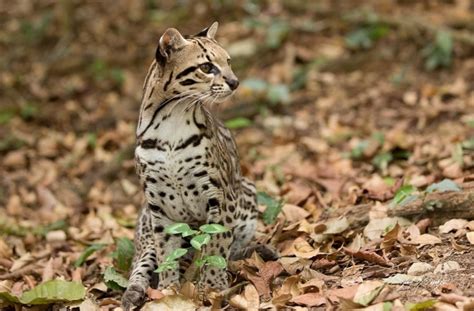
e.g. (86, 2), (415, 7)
(155, 22), (238, 103)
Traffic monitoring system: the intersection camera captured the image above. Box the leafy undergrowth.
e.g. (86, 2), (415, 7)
(1, 1), (474, 310)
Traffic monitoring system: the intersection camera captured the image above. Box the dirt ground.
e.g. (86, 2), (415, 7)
(0, 1), (473, 310)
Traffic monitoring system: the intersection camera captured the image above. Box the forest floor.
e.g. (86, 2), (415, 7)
(0, 1), (473, 310)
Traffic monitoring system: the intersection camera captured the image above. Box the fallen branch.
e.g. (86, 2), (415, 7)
(338, 182), (474, 228)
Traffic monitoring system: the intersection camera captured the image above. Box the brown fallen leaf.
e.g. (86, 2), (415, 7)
(282, 181), (313, 205)
(283, 237), (320, 259)
(10, 253), (33, 272)
(343, 248), (392, 267)
(41, 258), (54, 282)
(141, 295), (196, 311)
(271, 275), (301, 304)
(71, 267), (83, 282)
(326, 285), (359, 303)
(241, 261), (283, 299)
(439, 293), (469, 305)
(415, 218), (432, 233)
(279, 256), (312, 274)
(147, 287), (165, 300)
(281, 204), (310, 223)
(291, 292), (326, 307)
(466, 232), (474, 245)
(380, 223), (400, 250)
(409, 234), (442, 246)
(311, 258), (337, 270)
(353, 280), (384, 306)
(450, 237), (470, 251)
(439, 219), (468, 234)
(229, 284), (260, 310)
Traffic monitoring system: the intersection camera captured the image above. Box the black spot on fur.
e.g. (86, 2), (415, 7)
(180, 79), (197, 86)
(194, 171), (207, 177)
(141, 139), (157, 149)
(146, 176), (157, 183)
(149, 204), (161, 212)
(208, 198), (219, 207)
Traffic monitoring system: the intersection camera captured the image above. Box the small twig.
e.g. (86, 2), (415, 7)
(217, 281), (248, 298)
(0, 264), (41, 280)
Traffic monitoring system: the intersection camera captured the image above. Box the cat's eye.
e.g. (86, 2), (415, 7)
(199, 62), (213, 74)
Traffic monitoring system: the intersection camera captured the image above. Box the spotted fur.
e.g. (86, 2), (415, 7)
(122, 22), (258, 310)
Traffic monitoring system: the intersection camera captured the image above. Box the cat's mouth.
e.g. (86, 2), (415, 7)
(209, 84), (234, 101)
(208, 90), (234, 103)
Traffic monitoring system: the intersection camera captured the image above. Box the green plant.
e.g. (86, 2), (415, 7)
(103, 237), (135, 290)
(240, 78), (290, 106)
(422, 30), (453, 70)
(345, 14), (390, 50)
(258, 192), (284, 224)
(390, 178), (460, 208)
(225, 117), (253, 129)
(88, 58), (124, 86)
(156, 223), (229, 273)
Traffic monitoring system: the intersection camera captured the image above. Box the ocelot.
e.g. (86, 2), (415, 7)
(122, 22), (263, 310)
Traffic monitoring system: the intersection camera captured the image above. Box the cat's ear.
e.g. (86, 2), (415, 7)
(195, 21), (218, 39)
(156, 28), (188, 61)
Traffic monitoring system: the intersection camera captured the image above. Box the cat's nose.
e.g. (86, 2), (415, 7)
(225, 77), (239, 90)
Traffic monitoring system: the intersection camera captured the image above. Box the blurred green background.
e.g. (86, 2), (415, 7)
(0, 0), (473, 307)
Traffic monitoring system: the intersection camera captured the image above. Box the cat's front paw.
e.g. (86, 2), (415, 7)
(122, 284), (146, 311)
(197, 268), (228, 299)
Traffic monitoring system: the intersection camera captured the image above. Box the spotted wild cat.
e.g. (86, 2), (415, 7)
(122, 22), (263, 309)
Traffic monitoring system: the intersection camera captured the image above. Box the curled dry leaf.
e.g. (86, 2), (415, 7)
(271, 275), (300, 305)
(343, 248), (392, 267)
(450, 237), (470, 251)
(10, 253), (33, 272)
(407, 262), (433, 276)
(241, 261), (283, 299)
(323, 217), (349, 235)
(291, 292), (326, 307)
(353, 280), (385, 306)
(147, 288), (164, 300)
(380, 223), (400, 250)
(439, 219), (468, 234)
(408, 234), (442, 246)
(383, 274), (423, 285)
(41, 258), (54, 282)
(466, 232), (474, 245)
(141, 295), (196, 311)
(281, 204), (310, 223)
(364, 217), (411, 241)
(465, 221), (474, 231)
(229, 284), (260, 310)
(326, 285), (359, 303)
(415, 218), (432, 233)
(279, 257), (312, 275)
(288, 237), (320, 259)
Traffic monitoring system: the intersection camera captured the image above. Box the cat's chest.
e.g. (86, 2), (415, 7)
(135, 116), (217, 221)
(136, 147), (215, 221)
